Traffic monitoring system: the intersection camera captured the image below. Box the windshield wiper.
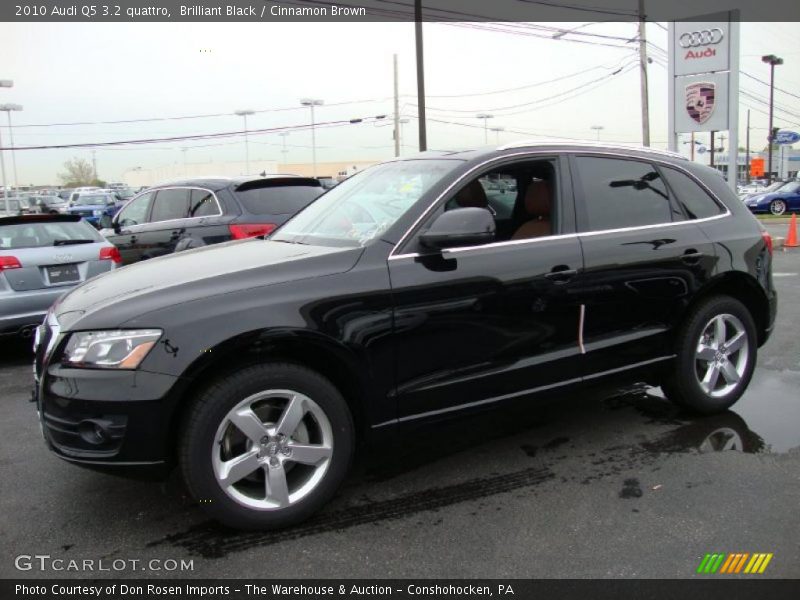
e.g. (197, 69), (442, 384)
(53, 239), (94, 246)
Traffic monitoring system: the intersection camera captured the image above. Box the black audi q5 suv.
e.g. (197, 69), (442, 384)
(33, 142), (776, 529)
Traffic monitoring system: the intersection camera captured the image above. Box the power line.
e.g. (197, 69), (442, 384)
(1, 115), (388, 151)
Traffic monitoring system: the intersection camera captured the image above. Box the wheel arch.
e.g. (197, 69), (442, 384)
(166, 329), (372, 461)
(688, 272), (771, 346)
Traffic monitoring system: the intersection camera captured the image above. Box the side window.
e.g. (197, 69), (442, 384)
(189, 189), (218, 218)
(442, 160), (558, 244)
(661, 167), (725, 219)
(150, 188), (190, 223)
(117, 192), (153, 226)
(574, 156), (672, 231)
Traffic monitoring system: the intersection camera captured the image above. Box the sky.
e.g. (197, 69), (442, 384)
(0, 20), (799, 185)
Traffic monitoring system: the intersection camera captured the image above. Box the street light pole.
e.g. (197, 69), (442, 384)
(590, 125), (604, 141)
(761, 54), (783, 185)
(414, 0), (427, 152)
(0, 80), (12, 199)
(300, 98), (323, 177)
(0, 103), (23, 189)
(234, 109), (255, 175)
(476, 113), (493, 145)
(278, 132), (289, 165)
(490, 126), (505, 145)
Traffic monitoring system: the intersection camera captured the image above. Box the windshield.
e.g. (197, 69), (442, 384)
(778, 181), (799, 194)
(272, 159), (460, 247)
(73, 194), (112, 206)
(0, 220), (102, 249)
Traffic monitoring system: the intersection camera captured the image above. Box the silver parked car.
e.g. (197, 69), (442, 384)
(0, 197), (23, 216)
(0, 214), (121, 338)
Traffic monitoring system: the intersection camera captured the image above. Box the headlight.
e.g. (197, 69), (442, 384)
(92, 209), (103, 216)
(61, 329), (162, 369)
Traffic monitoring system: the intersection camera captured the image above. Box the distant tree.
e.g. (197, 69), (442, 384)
(58, 158), (99, 187)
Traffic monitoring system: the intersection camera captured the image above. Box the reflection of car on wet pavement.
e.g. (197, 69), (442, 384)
(31, 143), (778, 530)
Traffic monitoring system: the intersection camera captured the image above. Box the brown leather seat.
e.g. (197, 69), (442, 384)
(511, 180), (552, 240)
(453, 179), (489, 209)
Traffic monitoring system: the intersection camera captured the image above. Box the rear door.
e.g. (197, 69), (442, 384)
(569, 154), (717, 377)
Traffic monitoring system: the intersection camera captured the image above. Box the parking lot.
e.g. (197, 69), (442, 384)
(1, 231), (798, 580)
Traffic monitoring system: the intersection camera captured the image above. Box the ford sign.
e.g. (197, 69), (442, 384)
(774, 130), (800, 145)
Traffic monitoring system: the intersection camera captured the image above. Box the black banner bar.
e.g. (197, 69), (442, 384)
(3, 580), (800, 600)
(3, 0), (800, 23)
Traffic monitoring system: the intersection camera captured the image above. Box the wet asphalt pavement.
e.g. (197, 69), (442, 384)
(1, 238), (798, 579)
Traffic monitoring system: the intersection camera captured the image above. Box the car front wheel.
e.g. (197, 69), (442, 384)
(662, 296), (757, 414)
(180, 363), (354, 530)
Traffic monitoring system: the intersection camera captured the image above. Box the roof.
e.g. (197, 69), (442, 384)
(147, 174), (319, 192)
(497, 139), (687, 160)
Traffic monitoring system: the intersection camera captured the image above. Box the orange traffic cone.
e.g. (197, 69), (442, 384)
(785, 213), (799, 248)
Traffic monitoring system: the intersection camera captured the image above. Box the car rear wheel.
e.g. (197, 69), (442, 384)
(180, 363), (354, 530)
(661, 296), (757, 414)
(769, 199), (786, 215)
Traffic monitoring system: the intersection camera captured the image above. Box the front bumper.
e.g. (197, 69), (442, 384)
(34, 320), (184, 471)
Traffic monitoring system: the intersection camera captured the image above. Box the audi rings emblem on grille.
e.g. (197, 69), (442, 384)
(679, 28), (724, 48)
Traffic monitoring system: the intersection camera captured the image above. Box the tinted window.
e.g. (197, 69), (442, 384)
(235, 185), (322, 216)
(189, 189), (218, 218)
(117, 192), (152, 226)
(575, 157), (672, 231)
(661, 167), (724, 219)
(0, 220), (101, 249)
(150, 188), (189, 222)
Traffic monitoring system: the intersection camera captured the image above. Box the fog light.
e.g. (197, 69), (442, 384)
(78, 419), (111, 445)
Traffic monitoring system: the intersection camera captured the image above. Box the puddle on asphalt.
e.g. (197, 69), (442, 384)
(616, 367), (800, 455)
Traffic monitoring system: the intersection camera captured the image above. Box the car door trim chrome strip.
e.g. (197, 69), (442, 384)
(388, 150), (731, 261)
(578, 304), (586, 355)
(372, 354), (675, 428)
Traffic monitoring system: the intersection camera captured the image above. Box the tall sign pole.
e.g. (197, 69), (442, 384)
(727, 17), (739, 190)
(669, 12), (739, 191)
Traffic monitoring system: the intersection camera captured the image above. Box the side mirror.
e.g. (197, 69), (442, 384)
(98, 215), (113, 230)
(419, 207), (495, 250)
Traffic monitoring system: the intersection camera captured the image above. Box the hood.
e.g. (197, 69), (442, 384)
(53, 239), (362, 330)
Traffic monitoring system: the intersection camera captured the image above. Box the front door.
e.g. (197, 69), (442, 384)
(388, 155), (585, 421)
(107, 191), (153, 265)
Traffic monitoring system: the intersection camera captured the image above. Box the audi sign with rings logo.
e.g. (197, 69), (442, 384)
(679, 28), (724, 48)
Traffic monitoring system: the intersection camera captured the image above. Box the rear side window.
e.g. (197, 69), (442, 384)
(661, 167), (724, 219)
(574, 156), (673, 231)
(0, 221), (101, 249)
(235, 185), (322, 216)
(150, 189), (190, 222)
(189, 189), (219, 218)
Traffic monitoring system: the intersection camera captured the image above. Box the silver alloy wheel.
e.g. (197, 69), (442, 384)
(770, 199), (786, 215)
(698, 427), (743, 453)
(694, 313), (749, 399)
(212, 390), (333, 510)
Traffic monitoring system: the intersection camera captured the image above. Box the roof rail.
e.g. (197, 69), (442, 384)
(497, 139), (688, 160)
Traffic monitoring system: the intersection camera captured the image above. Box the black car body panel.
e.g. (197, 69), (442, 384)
(34, 144), (776, 470)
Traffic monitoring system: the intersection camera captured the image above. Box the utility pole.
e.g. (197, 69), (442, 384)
(637, 0), (650, 146)
(690, 132), (695, 161)
(393, 54), (400, 157)
(234, 109), (255, 175)
(745, 109), (750, 183)
(300, 99), (323, 177)
(414, 0), (427, 151)
(762, 54), (783, 184)
(476, 114), (493, 144)
(91, 149), (97, 182)
(278, 132), (289, 164)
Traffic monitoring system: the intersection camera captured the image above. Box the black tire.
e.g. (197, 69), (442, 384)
(180, 362), (354, 530)
(661, 295), (757, 415)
